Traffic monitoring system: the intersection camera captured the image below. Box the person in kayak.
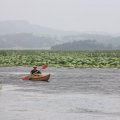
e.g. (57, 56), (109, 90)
(31, 66), (41, 75)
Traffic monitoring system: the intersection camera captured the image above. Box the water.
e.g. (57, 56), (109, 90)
(0, 67), (120, 120)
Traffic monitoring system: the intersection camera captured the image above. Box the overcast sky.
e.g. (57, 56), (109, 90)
(0, 0), (120, 33)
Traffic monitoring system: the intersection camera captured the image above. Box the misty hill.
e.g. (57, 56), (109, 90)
(51, 40), (119, 51)
(60, 34), (120, 47)
(0, 20), (78, 36)
(0, 20), (120, 49)
(0, 33), (54, 49)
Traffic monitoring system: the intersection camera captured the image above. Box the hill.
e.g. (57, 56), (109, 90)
(0, 20), (120, 49)
(51, 40), (119, 51)
(0, 20), (78, 36)
(0, 33), (54, 49)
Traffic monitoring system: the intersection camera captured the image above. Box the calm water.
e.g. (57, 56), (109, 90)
(0, 67), (120, 120)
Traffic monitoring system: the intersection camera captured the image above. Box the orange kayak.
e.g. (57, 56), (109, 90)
(29, 74), (50, 81)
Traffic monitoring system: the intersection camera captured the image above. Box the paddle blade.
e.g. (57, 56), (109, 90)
(41, 65), (48, 69)
(22, 75), (29, 80)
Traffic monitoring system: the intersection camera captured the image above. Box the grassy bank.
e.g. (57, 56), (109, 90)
(0, 50), (120, 68)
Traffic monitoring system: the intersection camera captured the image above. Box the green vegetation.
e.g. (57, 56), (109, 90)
(0, 50), (120, 68)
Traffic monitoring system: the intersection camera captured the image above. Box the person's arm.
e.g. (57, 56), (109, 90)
(37, 70), (41, 74)
(30, 70), (34, 75)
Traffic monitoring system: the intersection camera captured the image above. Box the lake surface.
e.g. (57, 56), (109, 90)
(0, 67), (120, 120)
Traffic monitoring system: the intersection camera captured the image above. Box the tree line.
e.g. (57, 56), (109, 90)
(51, 40), (117, 51)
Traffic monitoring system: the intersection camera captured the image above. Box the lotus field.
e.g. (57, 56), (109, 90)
(0, 50), (120, 68)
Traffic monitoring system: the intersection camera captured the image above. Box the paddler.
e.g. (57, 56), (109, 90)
(30, 66), (41, 75)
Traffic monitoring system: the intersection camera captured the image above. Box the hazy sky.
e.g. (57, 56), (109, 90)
(0, 0), (120, 33)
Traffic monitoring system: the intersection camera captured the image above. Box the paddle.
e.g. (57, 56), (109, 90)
(41, 65), (48, 69)
(22, 65), (48, 80)
(22, 75), (30, 80)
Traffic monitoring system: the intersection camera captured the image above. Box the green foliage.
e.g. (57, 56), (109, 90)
(0, 50), (120, 68)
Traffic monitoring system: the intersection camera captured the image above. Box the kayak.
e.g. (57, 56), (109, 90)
(29, 74), (50, 81)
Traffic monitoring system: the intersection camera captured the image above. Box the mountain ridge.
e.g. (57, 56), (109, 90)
(0, 20), (120, 49)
